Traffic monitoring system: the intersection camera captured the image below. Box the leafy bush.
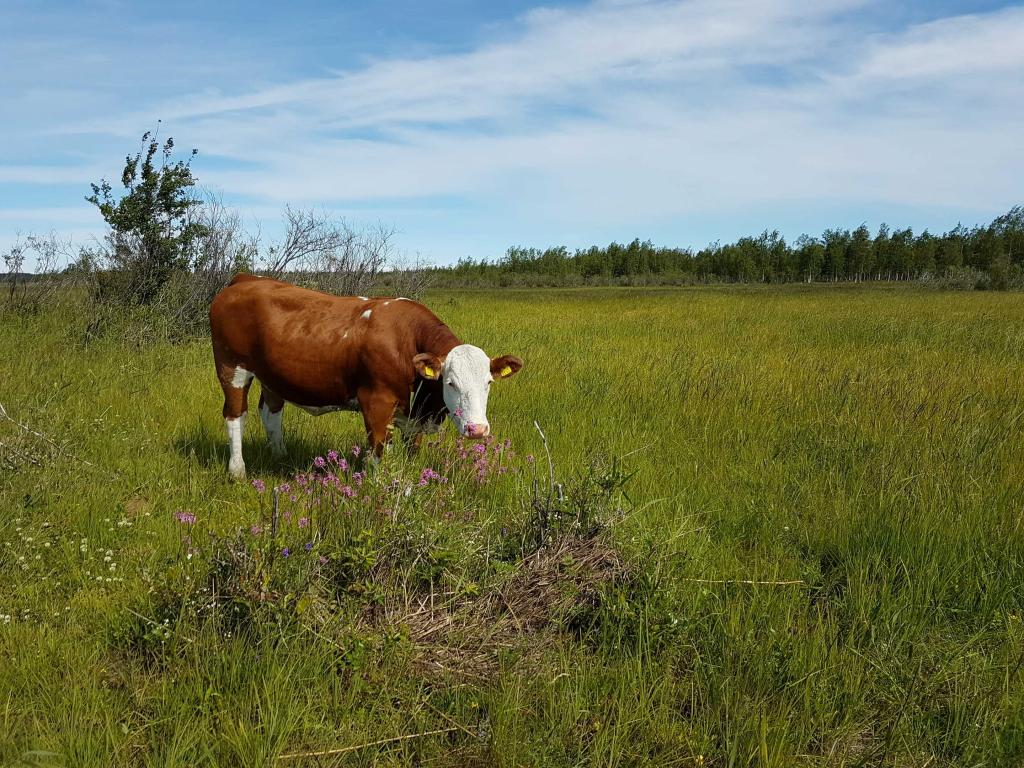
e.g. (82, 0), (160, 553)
(86, 130), (206, 306)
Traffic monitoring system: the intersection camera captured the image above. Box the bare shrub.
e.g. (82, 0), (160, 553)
(1, 232), (80, 316)
(261, 207), (430, 298)
(154, 194), (257, 335)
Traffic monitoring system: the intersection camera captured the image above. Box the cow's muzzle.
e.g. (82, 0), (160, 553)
(464, 422), (490, 439)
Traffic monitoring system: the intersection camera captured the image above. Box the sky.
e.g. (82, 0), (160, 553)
(1, 0), (1022, 268)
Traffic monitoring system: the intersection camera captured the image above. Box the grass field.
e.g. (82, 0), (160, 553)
(2, 285), (1024, 766)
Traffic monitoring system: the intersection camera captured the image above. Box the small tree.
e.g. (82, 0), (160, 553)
(86, 128), (206, 304)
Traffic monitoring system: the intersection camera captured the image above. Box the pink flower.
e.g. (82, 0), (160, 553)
(313, 456), (326, 468)
(341, 486), (355, 498)
(338, 458), (349, 472)
(352, 471), (365, 486)
(454, 408), (464, 418)
(351, 444), (361, 457)
(174, 510), (196, 525)
(251, 479), (266, 493)
(298, 517), (309, 528)
(250, 524), (263, 535)
(279, 482), (291, 493)
(474, 443), (487, 454)
(526, 454), (535, 464)
(327, 450), (339, 464)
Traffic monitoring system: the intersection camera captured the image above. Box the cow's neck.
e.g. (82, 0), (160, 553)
(418, 319), (461, 357)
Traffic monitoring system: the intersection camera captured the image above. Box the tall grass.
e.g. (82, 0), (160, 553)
(1, 285), (1023, 766)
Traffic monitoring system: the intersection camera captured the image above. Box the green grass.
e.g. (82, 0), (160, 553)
(2, 285), (1024, 766)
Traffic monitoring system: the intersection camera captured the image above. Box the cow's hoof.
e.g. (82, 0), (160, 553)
(228, 462), (246, 481)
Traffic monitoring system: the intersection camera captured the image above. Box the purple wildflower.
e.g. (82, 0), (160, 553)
(454, 408), (464, 418)
(351, 444), (361, 457)
(251, 479), (266, 493)
(304, 542), (313, 552)
(352, 471), (365, 486)
(327, 449), (339, 464)
(526, 454), (535, 464)
(313, 456), (326, 468)
(298, 517), (309, 528)
(474, 443), (487, 454)
(250, 524), (263, 535)
(174, 510), (196, 525)
(338, 458), (349, 472)
(281, 547), (291, 557)
(419, 467), (446, 486)
(341, 485), (355, 498)
(279, 482), (291, 493)
(318, 555), (329, 565)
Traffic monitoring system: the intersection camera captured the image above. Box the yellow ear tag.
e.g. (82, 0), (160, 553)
(500, 365), (512, 377)
(424, 366), (435, 378)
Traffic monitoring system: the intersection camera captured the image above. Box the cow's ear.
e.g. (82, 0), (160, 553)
(490, 355), (523, 379)
(414, 353), (443, 380)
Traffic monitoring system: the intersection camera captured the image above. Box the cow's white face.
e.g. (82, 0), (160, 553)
(413, 345), (522, 439)
(441, 345), (493, 438)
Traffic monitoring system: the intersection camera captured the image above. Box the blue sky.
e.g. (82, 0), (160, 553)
(2, 0), (1022, 266)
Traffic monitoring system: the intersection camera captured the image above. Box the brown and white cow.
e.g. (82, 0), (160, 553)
(209, 274), (522, 479)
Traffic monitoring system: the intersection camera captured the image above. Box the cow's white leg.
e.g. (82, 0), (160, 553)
(226, 414), (246, 480)
(260, 401), (285, 457)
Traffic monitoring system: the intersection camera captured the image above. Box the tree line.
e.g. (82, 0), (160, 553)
(432, 207), (1024, 289)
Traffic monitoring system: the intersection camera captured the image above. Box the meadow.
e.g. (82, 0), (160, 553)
(1, 285), (1023, 766)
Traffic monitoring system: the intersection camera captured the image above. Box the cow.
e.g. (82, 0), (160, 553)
(208, 274), (523, 479)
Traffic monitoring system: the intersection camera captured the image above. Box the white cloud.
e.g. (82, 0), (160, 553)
(854, 5), (1024, 81)
(0, 165), (105, 185)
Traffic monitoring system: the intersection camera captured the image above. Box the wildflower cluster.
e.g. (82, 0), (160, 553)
(0, 509), (148, 628)
(447, 435), (517, 483)
(145, 433), (537, 645)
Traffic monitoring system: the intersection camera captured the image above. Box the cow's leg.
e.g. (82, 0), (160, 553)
(218, 364), (253, 480)
(259, 385), (286, 458)
(358, 389), (400, 458)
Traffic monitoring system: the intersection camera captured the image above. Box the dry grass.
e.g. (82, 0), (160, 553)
(392, 531), (626, 679)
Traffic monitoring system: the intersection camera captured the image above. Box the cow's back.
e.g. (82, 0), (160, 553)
(210, 276), (434, 407)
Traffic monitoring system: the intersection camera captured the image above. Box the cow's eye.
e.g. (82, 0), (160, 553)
(447, 380), (457, 390)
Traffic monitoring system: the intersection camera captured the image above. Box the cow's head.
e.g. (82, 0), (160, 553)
(414, 344), (522, 438)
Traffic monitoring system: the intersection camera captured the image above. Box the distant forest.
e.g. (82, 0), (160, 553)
(431, 206), (1024, 289)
